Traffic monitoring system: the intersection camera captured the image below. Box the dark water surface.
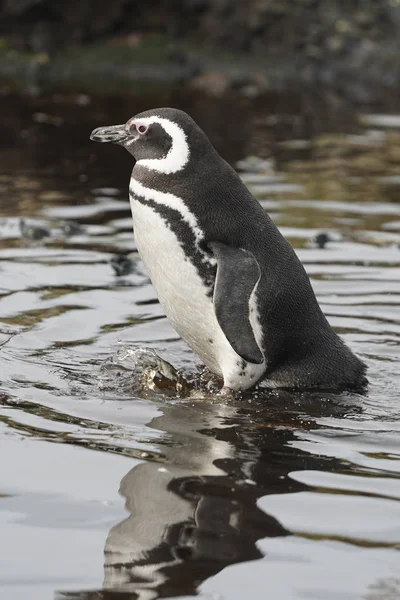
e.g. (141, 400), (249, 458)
(0, 92), (400, 600)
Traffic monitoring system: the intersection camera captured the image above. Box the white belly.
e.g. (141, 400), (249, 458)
(130, 199), (265, 390)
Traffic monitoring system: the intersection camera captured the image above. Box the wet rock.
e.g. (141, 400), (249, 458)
(110, 254), (135, 277)
(314, 232), (332, 249)
(19, 218), (50, 240)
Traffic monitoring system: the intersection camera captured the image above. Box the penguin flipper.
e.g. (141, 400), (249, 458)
(209, 241), (264, 364)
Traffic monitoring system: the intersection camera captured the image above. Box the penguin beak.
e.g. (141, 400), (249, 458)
(90, 124), (130, 144)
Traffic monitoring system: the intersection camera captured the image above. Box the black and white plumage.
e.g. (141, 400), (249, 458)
(91, 108), (367, 393)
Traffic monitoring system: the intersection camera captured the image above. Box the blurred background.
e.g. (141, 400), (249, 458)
(1, 0), (400, 103)
(1, 3), (400, 600)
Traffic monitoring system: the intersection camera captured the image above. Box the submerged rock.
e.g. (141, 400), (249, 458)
(314, 232), (332, 249)
(19, 218), (50, 240)
(110, 254), (135, 277)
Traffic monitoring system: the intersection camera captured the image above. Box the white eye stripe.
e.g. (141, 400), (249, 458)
(133, 116), (190, 174)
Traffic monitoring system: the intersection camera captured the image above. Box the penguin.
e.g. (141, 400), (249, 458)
(90, 108), (367, 393)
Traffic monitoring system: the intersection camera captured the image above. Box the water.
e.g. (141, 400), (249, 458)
(0, 92), (400, 600)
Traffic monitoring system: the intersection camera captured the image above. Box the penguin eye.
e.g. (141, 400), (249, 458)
(136, 123), (148, 135)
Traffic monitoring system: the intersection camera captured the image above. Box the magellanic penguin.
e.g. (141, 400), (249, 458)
(90, 108), (367, 394)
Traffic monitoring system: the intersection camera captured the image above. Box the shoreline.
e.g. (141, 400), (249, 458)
(1, 39), (399, 107)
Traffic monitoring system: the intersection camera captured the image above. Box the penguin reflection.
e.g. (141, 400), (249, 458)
(103, 401), (285, 598)
(104, 464), (287, 599)
(102, 393), (359, 599)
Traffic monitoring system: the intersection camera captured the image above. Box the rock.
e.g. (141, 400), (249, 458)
(110, 254), (135, 277)
(19, 218), (50, 240)
(314, 232), (332, 249)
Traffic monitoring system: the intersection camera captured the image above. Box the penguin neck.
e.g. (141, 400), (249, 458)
(129, 163), (205, 243)
(131, 143), (219, 191)
(131, 163), (182, 198)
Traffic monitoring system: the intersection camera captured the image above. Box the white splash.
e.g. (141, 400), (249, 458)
(132, 116), (190, 174)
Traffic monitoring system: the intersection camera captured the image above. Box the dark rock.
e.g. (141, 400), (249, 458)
(19, 218), (50, 240)
(110, 254), (135, 277)
(314, 232), (332, 249)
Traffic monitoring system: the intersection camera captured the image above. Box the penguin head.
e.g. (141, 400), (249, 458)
(90, 108), (211, 174)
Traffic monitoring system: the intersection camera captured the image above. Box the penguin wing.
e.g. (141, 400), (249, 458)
(209, 241), (264, 364)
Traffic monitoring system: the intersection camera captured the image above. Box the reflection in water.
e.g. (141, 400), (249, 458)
(59, 392), (360, 600)
(102, 401), (288, 599)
